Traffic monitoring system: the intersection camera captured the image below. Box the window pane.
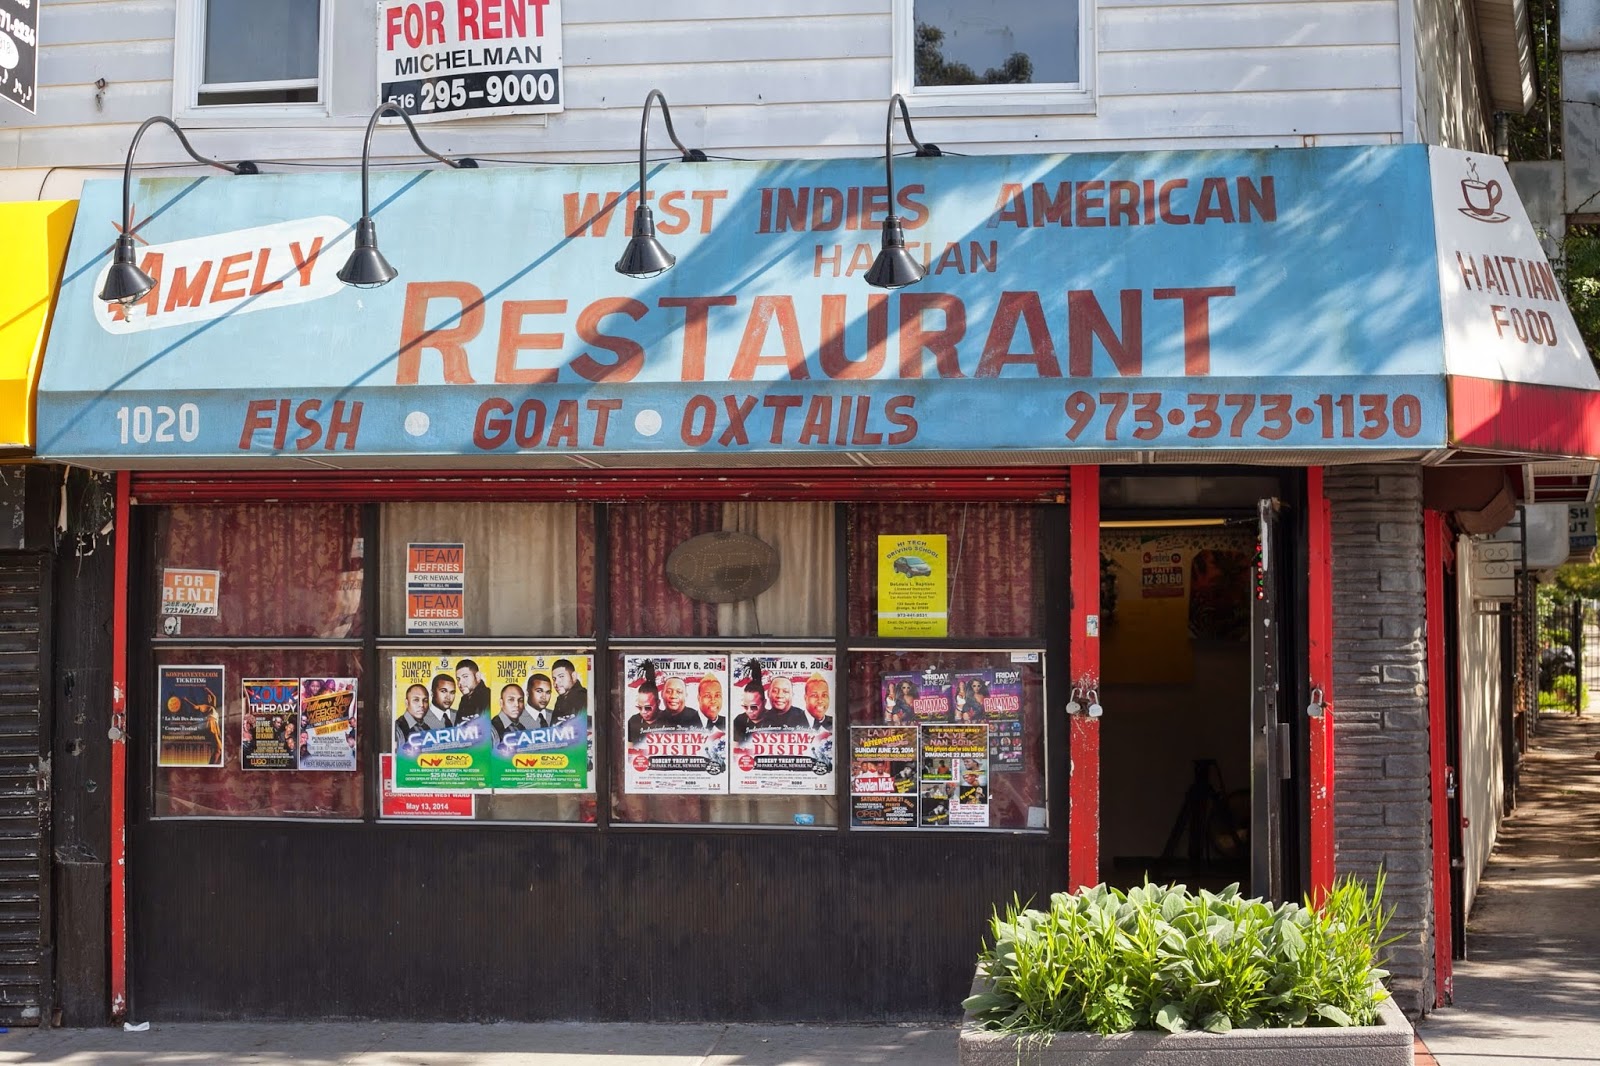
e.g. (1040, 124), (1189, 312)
(848, 502), (1046, 639)
(153, 648), (363, 818)
(914, 0), (1078, 86)
(848, 650), (1046, 831)
(204, 0), (320, 85)
(379, 503), (594, 637)
(151, 504), (364, 640)
(608, 502), (835, 638)
(379, 651), (598, 824)
(608, 652), (839, 827)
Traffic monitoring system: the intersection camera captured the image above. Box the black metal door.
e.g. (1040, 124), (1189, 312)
(1250, 499), (1292, 900)
(0, 553), (52, 1026)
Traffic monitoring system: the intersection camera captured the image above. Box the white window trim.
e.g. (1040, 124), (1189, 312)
(891, 0), (1097, 116)
(173, 0), (333, 122)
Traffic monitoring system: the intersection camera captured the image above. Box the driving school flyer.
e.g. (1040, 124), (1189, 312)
(391, 655), (492, 790)
(157, 665), (225, 768)
(489, 653), (591, 791)
(730, 654), (836, 795)
(622, 654), (730, 794)
(299, 678), (358, 771)
(850, 725), (918, 828)
(241, 678), (299, 771)
(921, 724), (989, 828)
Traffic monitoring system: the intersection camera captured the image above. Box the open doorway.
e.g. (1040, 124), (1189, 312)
(1096, 473), (1299, 897)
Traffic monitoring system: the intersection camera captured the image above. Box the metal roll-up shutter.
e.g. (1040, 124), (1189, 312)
(0, 553), (51, 1026)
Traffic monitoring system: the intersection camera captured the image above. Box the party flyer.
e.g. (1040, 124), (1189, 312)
(622, 654), (730, 794)
(298, 678), (358, 771)
(391, 654), (493, 790)
(921, 724), (989, 828)
(850, 725), (919, 828)
(489, 653), (591, 791)
(729, 653), (836, 795)
(883, 668), (953, 724)
(157, 665), (225, 768)
(241, 678), (299, 771)
(986, 667), (1025, 773)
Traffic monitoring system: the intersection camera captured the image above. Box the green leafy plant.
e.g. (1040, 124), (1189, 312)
(1539, 674), (1590, 711)
(965, 875), (1395, 1036)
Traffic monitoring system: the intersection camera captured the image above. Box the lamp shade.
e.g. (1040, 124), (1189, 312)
(615, 205), (676, 278)
(337, 217), (398, 288)
(865, 216), (924, 289)
(98, 234), (157, 304)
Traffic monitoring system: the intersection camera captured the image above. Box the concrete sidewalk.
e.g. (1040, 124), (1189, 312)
(0, 1022), (956, 1064)
(1418, 711), (1600, 1066)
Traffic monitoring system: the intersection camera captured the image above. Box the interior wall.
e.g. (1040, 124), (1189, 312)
(1101, 642), (1253, 866)
(1455, 532), (1504, 915)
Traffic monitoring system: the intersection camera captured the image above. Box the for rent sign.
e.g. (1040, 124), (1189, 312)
(378, 0), (562, 121)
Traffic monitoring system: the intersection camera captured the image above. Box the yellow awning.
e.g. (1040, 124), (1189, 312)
(1, 200), (78, 451)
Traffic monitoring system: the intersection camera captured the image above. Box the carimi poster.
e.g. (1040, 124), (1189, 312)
(157, 665), (225, 768)
(729, 654), (835, 795)
(488, 653), (590, 791)
(622, 654), (730, 794)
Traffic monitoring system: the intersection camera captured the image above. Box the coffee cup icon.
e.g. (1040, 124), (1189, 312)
(1461, 178), (1505, 219)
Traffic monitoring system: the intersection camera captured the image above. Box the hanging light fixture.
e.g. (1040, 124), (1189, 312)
(615, 90), (707, 279)
(338, 103), (478, 288)
(866, 94), (940, 290)
(99, 116), (259, 305)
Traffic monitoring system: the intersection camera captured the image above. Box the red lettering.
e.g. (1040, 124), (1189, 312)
(209, 252), (251, 302)
(572, 297), (647, 382)
(731, 296), (810, 380)
(239, 400), (277, 450)
(1068, 289), (1142, 377)
(976, 292), (1060, 377)
(397, 281), (483, 384)
(659, 295), (736, 381)
(1152, 287), (1235, 375)
(495, 299), (566, 384)
(898, 293), (966, 378)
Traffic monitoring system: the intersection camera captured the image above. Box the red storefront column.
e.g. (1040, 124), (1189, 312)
(1307, 468), (1336, 904)
(110, 471), (130, 1019)
(1068, 465), (1101, 890)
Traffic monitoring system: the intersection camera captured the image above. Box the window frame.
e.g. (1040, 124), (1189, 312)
(172, 0), (333, 121)
(891, 0), (1098, 116)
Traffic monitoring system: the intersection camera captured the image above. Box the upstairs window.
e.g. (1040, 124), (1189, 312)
(177, 0), (326, 112)
(895, 0), (1093, 111)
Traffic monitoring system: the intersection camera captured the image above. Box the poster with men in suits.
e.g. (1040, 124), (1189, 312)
(622, 654), (730, 794)
(729, 654), (836, 796)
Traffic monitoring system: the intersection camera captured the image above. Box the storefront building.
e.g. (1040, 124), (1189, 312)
(27, 136), (1600, 1024)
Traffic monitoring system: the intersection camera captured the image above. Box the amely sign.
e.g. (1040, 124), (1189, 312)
(37, 145), (1591, 465)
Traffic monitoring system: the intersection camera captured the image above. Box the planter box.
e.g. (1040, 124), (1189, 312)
(959, 976), (1414, 1066)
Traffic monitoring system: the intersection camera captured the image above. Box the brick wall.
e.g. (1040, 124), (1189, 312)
(1325, 465), (1434, 1018)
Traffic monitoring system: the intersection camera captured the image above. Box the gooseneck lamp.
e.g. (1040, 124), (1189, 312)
(615, 90), (707, 279)
(866, 94), (941, 290)
(99, 116), (259, 305)
(338, 103), (479, 289)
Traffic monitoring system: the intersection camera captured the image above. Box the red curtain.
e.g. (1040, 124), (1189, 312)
(606, 501), (721, 636)
(151, 504), (365, 638)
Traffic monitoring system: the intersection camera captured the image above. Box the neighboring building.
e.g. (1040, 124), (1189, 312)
(4, 0), (1593, 1026)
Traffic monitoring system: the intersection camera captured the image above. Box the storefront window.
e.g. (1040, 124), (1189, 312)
(608, 502), (835, 638)
(847, 502), (1045, 639)
(379, 502), (594, 637)
(847, 651), (1046, 831)
(378, 650), (597, 824)
(152, 648), (363, 818)
(150, 503), (364, 639)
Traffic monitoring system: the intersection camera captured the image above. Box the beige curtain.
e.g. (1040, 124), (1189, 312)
(379, 503), (580, 636)
(717, 502), (835, 637)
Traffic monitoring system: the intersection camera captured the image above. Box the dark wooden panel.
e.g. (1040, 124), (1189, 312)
(129, 822), (1064, 1022)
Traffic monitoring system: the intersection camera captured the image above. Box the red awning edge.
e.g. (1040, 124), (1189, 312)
(1449, 375), (1600, 460)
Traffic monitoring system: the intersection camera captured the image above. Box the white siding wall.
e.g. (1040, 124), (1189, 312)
(1, 0), (1414, 199)
(1456, 534), (1504, 917)
(1411, 0), (1495, 151)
